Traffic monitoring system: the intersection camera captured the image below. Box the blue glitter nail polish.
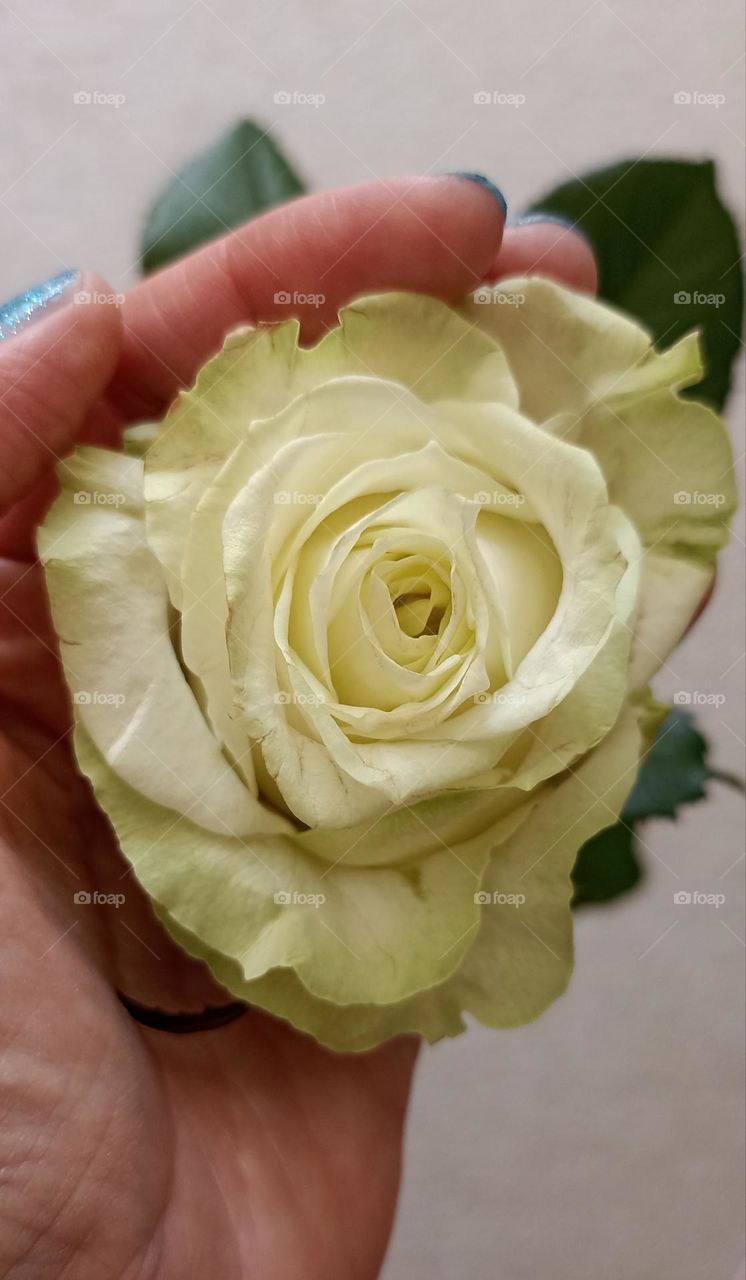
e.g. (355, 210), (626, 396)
(447, 173), (508, 220)
(0, 269), (78, 340)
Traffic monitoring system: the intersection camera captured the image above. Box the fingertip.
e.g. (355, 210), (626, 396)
(0, 270), (123, 517)
(0, 269), (122, 365)
(446, 173), (507, 222)
(489, 218), (598, 294)
(423, 174), (506, 289)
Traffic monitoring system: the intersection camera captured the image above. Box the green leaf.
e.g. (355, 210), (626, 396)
(572, 823), (642, 905)
(528, 158), (743, 409)
(572, 709), (713, 906)
(141, 120), (306, 275)
(622, 707), (710, 822)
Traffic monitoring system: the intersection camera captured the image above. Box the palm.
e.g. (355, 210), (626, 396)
(0, 558), (416, 1280)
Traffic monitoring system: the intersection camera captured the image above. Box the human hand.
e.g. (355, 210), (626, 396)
(0, 177), (595, 1280)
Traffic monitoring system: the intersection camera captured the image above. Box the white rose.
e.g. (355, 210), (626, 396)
(40, 282), (735, 1050)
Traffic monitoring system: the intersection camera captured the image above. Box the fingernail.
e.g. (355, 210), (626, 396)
(447, 173), (507, 220)
(0, 269), (79, 341)
(510, 213), (592, 244)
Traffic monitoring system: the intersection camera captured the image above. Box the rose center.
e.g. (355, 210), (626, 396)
(373, 553), (453, 646)
(393, 587), (445, 638)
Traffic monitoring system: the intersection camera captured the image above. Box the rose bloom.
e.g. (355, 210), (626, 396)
(40, 280), (735, 1051)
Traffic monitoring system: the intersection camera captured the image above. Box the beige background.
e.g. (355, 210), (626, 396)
(1, 2), (743, 1277)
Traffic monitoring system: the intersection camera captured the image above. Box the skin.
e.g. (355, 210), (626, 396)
(0, 178), (597, 1280)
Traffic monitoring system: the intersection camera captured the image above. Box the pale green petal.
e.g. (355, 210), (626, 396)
(143, 322), (302, 605)
(429, 401), (641, 744)
(311, 291), (519, 406)
(73, 725), (516, 1006)
(572, 386), (735, 563)
(465, 278), (734, 678)
(202, 932), (470, 1051)
(426, 565), (637, 804)
(475, 514), (561, 673)
(154, 920), (470, 1053)
(39, 447), (282, 839)
(145, 705), (648, 1051)
(177, 449), (260, 790)
(461, 277), (650, 421)
(497, 504), (641, 790)
(599, 331), (704, 399)
(566, 337), (735, 679)
(298, 785), (528, 868)
(629, 553), (713, 687)
(450, 700), (646, 1027)
(464, 279), (733, 567)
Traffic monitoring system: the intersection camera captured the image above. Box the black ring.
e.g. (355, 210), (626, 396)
(117, 990), (248, 1033)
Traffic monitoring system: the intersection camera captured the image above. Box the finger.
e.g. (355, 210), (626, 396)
(489, 217), (597, 293)
(105, 174), (507, 420)
(0, 272), (123, 515)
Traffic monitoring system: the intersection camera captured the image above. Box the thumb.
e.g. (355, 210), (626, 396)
(0, 271), (123, 515)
